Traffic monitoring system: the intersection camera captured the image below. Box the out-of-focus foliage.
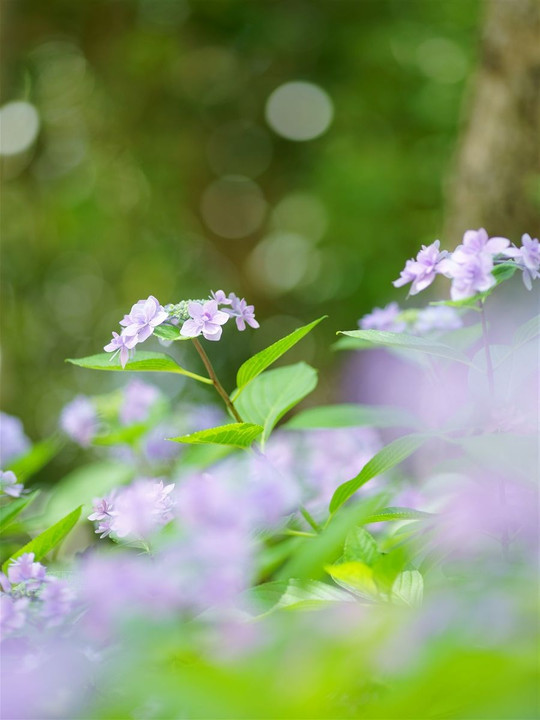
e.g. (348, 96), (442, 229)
(2, 0), (480, 446)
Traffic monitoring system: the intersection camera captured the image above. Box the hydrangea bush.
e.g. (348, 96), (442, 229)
(0, 229), (538, 719)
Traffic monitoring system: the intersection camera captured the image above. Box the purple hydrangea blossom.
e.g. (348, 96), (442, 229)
(210, 289), (232, 305)
(452, 228), (510, 263)
(104, 330), (138, 369)
(120, 379), (160, 425)
(359, 302), (407, 332)
(0, 470), (25, 498)
(180, 300), (230, 341)
(119, 295), (169, 343)
(440, 252), (496, 301)
(393, 240), (449, 295)
(90, 479), (175, 540)
(0, 594), (29, 636)
(226, 294), (260, 331)
(413, 307), (462, 334)
(40, 578), (75, 626)
(60, 395), (98, 447)
(0, 412), (31, 466)
(7, 553), (47, 592)
(504, 233), (540, 290)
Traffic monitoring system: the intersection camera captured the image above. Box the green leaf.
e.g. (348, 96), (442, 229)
(92, 423), (149, 447)
(326, 561), (378, 599)
(0, 491), (40, 534)
(6, 436), (62, 481)
(234, 316), (326, 397)
(363, 506), (436, 524)
(336, 330), (474, 366)
(235, 363), (318, 443)
(330, 434), (429, 514)
(3, 506), (82, 572)
(170, 422), (263, 449)
(249, 579), (354, 615)
(67, 351), (212, 384)
(343, 527), (379, 566)
(391, 569), (424, 607)
(152, 324), (190, 341)
(513, 314), (540, 348)
(285, 403), (419, 430)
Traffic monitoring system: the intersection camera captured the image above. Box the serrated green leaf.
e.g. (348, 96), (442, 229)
(330, 434), (429, 514)
(0, 491), (40, 534)
(363, 506), (436, 524)
(391, 569), (424, 607)
(67, 351), (212, 384)
(6, 436), (62, 481)
(336, 330), (474, 366)
(3, 506), (82, 572)
(285, 403), (419, 430)
(235, 363), (318, 443)
(153, 324), (190, 341)
(234, 316), (326, 397)
(343, 527), (379, 566)
(170, 422), (263, 449)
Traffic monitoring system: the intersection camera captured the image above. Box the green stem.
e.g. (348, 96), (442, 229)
(192, 338), (243, 423)
(300, 505), (321, 533)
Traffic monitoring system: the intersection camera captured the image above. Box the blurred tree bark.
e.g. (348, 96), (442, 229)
(444, 0), (540, 241)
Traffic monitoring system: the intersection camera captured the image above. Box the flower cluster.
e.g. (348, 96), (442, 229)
(104, 291), (259, 367)
(0, 553), (75, 638)
(60, 395), (98, 446)
(89, 478), (175, 540)
(393, 229), (539, 301)
(359, 303), (462, 335)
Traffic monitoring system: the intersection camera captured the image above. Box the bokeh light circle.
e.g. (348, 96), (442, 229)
(0, 101), (40, 156)
(265, 81), (333, 141)
(201, 175), (267, 239)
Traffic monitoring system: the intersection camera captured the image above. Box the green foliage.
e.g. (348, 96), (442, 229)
(330, 434), (429, 514)
(171, 422), (263, 449)
(286, 403), (419, 430)
(336, 329), (474, 366)
(235, 362), (318, 443)
(6, 437), (62, 481)
(363, 506), (436, 524)
(391, 569), (424, 607)
(343, 527), (379, 565)
(67, 351), (212, 384)
(3, 506), (82, 572)
(152, 325), (189, 341)
(234, 317), (326, 397)
(0, 491), (40, 534)
(249, 579), (353, 614)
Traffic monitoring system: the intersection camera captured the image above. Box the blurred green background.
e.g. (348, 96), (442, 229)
(1, 0), (481, 439)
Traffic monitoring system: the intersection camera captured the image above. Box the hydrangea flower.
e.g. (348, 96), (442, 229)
(0, 412), (31, 466)
(180, 300), (230, 341)
(104, 330), (138, 369)
(120, 379), (160, 425)
(226, 294), (260, 331)
(119, 295), (169, 343)
(0, 594), (29, 636)
(40, 578), (75, 626)
(210, 289), (232, 305)
(413, 306), (462, 334)
(0, 470), (25, 498)
(441, 252), (496, 301)
(504, 233), (540, 290)
(452, 228), (510, 263)
(393, 240), (449, 295)
(60, 396), (98, 446)
(88, 496), (118, 538)
(359, 302), (407, 332)
(7, 553), (47, 592)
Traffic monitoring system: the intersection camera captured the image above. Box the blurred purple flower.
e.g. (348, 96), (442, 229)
(413, 306), (462, 334)
(104, 329), (138, 368)
(359, 302), (406, 332)
(0, 412), (31, 466)
(441, 253), (496, 301)
(60, 395), (98, 446)
(180, 300), (230, 341)
(210, 289), (232, 305)
(452, 228), (510, 263)
(0, 470), (25, 498)
(0, 595), (29, 636)
(119, 295), (168, 343)
(393, 240), (448, 295)
(7, 553), (47, 591)
(40, 578), (75, 626)
(504, 233), (540, 290)
(120, 379), (160, 425)
(226, 293), (260, 331)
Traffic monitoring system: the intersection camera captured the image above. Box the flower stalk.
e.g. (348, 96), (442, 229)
(192, 338), (243, 423)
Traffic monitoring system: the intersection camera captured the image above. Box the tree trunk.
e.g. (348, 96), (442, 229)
(444, 0), (540, 242)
